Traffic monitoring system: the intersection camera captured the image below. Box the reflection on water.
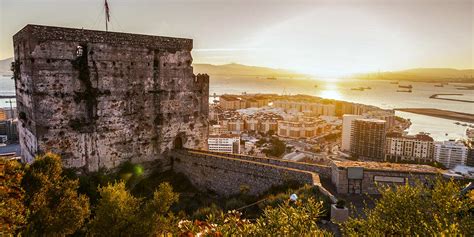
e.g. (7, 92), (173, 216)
(396, 111), (467, 141)
(319, 90), (342, 100)
(317, 83), (343, 100)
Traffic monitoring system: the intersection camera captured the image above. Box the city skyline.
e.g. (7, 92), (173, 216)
(1, 0), (473, 77)
(1, 3), (473, 235)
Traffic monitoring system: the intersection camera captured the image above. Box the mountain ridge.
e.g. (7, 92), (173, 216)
(1, 57), (472, 82)
(352, 68), (473, 82)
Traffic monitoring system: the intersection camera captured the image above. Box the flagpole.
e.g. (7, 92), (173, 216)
(104, 0), (109, 32)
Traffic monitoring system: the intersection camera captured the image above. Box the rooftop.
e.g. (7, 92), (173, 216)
(13, 24), (193, 51)
(209, 134), (240, 138)
(355, 118), (387, 123)
(334, 160), (441, 174)
(386, 132), (434, 142)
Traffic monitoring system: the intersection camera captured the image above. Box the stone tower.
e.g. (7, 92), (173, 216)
(13, 25), (209, 171)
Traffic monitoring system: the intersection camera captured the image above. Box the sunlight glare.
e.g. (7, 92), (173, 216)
(319, 90), (342, 100)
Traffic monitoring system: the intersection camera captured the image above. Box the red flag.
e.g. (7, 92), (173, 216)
(105, 0), (110, 22)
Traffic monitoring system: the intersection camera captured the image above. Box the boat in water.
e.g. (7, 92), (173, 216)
(396, 89), (412, 93)
(351, 87), (365, 91)
(266, 77), (277, 80)
(399, 84), (413, 89)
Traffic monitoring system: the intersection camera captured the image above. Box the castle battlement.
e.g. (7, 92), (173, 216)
(13, 24), (192, 51)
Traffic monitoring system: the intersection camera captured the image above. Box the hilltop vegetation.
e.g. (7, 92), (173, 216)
(1, 154), (331, 236)
(1, 154), (473, 236)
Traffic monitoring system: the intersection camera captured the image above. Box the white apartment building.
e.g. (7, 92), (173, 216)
(341, 114), (363, 152)
(277, 117), (324, 138)
(220, 119), (245, 134)
(209, 125), (228, 135)
(245, 117), (259, 132)
(273, 100), (336, 116)
(208, 134), (241, 154)
(385, 132), (434, 162)
(434, 140), (468, 169)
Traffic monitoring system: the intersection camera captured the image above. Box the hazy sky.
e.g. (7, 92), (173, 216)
(0, 0), (472, 76)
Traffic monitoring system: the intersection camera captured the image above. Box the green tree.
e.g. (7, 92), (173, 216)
(88, 181), (179, 236)
(0, 159), (27, 235)
(343, 178), (474, 236)
(22, 153), (90, 236)
(262, 137), (286, 157)
(179, 198), (331, 236)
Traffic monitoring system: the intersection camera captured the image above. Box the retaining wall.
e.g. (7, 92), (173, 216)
(185, 148), (332, 178)
(171, 150), (318, 197)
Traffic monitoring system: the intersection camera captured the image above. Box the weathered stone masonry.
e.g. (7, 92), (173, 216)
(171, 149), (320, 196)
(13, 25), (209, 171)
(191, 148), (333, 178)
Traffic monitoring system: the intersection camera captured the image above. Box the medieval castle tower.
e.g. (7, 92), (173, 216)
(13, 25), (209, 171)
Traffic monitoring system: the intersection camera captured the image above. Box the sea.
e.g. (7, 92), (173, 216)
(209, 76), (474, 141)
(1, 75), (473, 141)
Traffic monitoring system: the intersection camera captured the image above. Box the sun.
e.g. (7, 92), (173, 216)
(319, 90), (342, 100)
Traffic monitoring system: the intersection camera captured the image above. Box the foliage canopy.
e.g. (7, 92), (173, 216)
(21, 153), (90, 236)
(343, 178), (474, 236)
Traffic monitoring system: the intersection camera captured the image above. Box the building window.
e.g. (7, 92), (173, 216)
(76, 46), (84, 57)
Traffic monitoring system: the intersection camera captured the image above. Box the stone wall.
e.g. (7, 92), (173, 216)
(171, 149), (318, 196)
(186, 148), (332, 178)
(331, 163), (438, 194)
(13, 25), (208, 171)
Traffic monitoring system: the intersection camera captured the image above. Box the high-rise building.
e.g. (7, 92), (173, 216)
(365, 110), (395, 129)
(350, 119), (387, 161)
(0, 120), (18, 143)
(385, 132), (434, 163)
(434, 140), (468, 169)
(208, 134), (240, 154)
(467, 143), (474, 167)
(341, 115), (363, 152)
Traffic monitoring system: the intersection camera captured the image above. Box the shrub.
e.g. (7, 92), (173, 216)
(0, 159), (27, 235)
(22, 153), (90, 236)
(342, 178), (474, 236)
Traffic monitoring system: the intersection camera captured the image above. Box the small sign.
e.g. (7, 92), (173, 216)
(374, 176), (405, 183)
(347, 167), (364, 179)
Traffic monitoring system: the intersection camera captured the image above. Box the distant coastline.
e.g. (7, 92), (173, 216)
(351, 68), (474, 83)
(395, 108), (474, 123)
